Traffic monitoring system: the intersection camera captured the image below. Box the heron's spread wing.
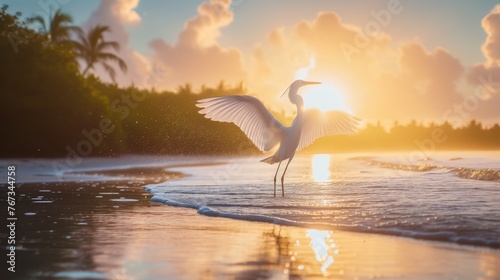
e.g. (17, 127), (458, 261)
(196, 96), (285, 152)
(297, 109), (361, 152)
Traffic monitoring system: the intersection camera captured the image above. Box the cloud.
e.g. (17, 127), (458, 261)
(367, 42), (464, 120)
(246, 11), (464, 122)
(268, 28), (285, 48)
(100, 0), (141, 24)
(469, 4), (500, 86)
(481, 5), (500, 62)
(179, 0), (233, 47)
(149, 0), (245, 89)
(399, 42), (464, 102)
(81, 2), (494, 122)
(467, 5), (500, 120)
(292, 12), (391, 66)
(83, 0), (151, 87)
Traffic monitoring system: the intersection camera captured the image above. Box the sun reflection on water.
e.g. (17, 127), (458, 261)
(312, 154), (331, 183)
(306, 229), (337, 274)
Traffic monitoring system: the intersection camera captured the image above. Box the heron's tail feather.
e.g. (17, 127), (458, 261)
(260, 155), (278, 164)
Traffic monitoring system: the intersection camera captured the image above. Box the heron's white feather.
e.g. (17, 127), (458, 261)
(297, 109), (361, 151)
(196, 96), (285, 152)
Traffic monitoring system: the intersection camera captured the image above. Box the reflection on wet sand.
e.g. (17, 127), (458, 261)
(3, 179), (345, 279)
(306, 229), (336, 274)
(2, 180), (156, 279)
(2, 165), (500, 279)
(260, 226), (338, 277)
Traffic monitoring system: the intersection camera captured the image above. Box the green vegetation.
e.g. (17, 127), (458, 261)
(0, 5), (499, 158)
(28, 8), (77, 46)
(74, 25), (127, 82)
(305, 120), (500, 154)
(1, 6), (121, 157)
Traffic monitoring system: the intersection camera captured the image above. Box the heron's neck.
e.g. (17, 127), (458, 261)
(290, 94), (304, 112)
(290, 95), (304, 131)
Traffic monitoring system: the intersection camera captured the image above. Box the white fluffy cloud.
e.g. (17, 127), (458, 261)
(467, 4), (500, 120)
(248, 11), (465, 122)
(83, 1), (498, 122)
(149, 0), (245, 89)
(481, 5), (500, 62)
(83, 0), (150, 87)
(469, 4), (500, 87)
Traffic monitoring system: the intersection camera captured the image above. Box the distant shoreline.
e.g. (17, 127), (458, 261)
(3, 147), (500, 159)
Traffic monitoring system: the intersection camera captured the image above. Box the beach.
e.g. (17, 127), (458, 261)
(1, 154), (499, 279)
(3, 1), (500, 278)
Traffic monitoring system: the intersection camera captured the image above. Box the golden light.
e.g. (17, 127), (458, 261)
(306, 229), (336, 275)
(312, 154), (331, 183)
(302, 84), (353, 113)
(294, 57), (352, 113)
(295, 57), (316, 80)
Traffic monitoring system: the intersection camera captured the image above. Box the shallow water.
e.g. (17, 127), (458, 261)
(144, 151), (500, 248)
(2, 151), (499, 249)
(1, 152), (500, 279)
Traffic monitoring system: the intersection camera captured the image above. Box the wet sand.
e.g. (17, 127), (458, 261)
(1, 167), (500, 279)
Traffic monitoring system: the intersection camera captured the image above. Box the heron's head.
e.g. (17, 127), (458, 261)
(281, 80), (321, 103)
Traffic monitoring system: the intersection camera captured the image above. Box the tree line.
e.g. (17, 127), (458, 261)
(304, 120), (500, 153)
(0, 5), (498, 158)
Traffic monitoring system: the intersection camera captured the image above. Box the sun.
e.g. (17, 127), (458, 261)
(301, 83), (353, 113)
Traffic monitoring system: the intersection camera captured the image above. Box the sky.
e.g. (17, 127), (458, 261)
(4, 0), (500, 125)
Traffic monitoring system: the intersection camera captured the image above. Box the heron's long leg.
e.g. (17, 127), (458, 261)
(273, 161), (282, 197)
(281, 158), (292, 197)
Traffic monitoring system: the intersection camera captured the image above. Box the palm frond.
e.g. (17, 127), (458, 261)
(75, 25), (127, 79)
(28, 15), (47, 33)
(52, 9), (73, 24)
(101, 62), (117, 83)
(96, 41), (120, 52)
(88, 25), (110, 50)
(96, 52), (127, 72)
(29, 9), (76, 44)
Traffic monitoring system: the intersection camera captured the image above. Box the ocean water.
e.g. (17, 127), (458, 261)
(144, 151), (500, 249)
(2, 151), (499, 249)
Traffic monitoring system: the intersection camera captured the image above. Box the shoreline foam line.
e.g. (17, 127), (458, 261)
(352, 157), (500, 182)
(148, 192), (500, 250)
(142, 164), (500, 250)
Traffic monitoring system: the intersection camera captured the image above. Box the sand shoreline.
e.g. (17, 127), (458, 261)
(1, 165), (500, 279)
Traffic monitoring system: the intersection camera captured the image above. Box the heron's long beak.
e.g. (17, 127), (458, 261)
(302, 81), (322, 85)
(280, 85), (291, 98)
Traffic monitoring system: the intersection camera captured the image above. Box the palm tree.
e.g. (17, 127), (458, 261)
(177, 83), (193, 94)
(28, 9), (76, 45)
(73, 25), (127, 83)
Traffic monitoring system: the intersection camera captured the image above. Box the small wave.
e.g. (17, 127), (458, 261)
(144, 156), (500, 250)
(369, 161), (436, 172)
(360, 228), (500, 248)
(149, 194), (500, 249)
(363, 159), (500, 183)
(151, 195), (308, 226)
(348, 156), (373, 161)
(150, 196), (200, 210)
(454, 167), (500, 182)
(198, 206), (302, 227)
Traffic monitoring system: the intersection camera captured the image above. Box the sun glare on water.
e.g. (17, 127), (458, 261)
(312, 154), (331, 183)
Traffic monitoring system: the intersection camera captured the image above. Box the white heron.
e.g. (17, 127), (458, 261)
(196, 80), (360, 197)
